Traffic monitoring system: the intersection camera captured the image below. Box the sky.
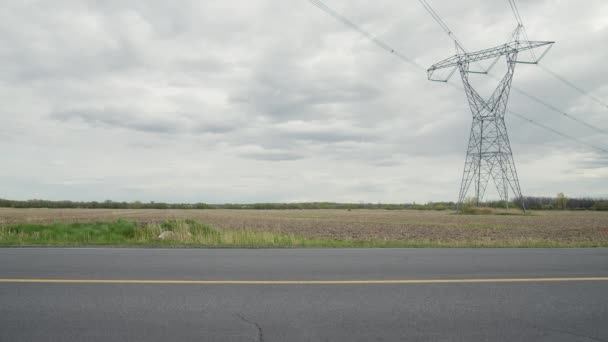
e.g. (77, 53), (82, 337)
(1, 0), (607, 203)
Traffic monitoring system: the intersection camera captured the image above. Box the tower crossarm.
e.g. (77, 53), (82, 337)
(427, 40), (554, 81)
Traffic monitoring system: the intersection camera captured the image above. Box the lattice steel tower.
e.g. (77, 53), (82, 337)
(427, 26), (553, 210)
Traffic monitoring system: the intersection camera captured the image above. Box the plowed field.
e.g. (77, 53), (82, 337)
(2, 208), (607, 245)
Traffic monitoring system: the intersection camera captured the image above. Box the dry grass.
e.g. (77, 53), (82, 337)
(1, 208), (607, 246)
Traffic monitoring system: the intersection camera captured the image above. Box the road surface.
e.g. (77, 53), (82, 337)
(1, 248), (607, 341)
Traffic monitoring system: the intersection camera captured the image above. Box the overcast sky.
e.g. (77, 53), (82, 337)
(1, 0), (607, 203)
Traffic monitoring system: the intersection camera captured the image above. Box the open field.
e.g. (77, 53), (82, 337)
(1, 208), (608, 247)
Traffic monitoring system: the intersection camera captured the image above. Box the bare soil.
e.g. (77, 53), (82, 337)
(1, 208), (607, 245)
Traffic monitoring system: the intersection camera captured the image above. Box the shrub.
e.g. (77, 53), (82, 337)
(592, 200), (608, 211)
(461, 207), (494, 215)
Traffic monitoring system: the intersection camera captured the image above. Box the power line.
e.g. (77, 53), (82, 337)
(417, 0), (492, 72)
(421, 0), (606, 136)
(308, 0), (606, 155)
(417, 0), (467, 52)
(509, 83), (608, 135)
(418, 0), (606, 137)
(503, 0), (607, 135)
(507, 0), (608, 120)
(507, 0), (536, 60)
(508, 110), (608, 153)
(309, 0), (424, 70)
(443, 81), (608, 154)
(487, 72), (608, 135)
(538, 64), (608, 111)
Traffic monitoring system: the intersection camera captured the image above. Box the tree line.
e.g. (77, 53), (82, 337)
(0, 199), (454, 210)
(518, 195), (607, 211)
(0, 196), (605, 210)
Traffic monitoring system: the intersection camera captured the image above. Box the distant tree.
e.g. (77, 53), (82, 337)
(0, 197), (602, 211)
(463, 197), (478, 208)
(555, 193), (568, 210)
(592, 200), (608, 211)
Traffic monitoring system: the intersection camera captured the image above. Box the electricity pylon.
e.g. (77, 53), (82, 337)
(427, 26), (553, 210)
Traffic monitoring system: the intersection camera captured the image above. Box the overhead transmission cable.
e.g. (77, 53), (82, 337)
(419, 0), (607, 136)
(507, 0), (608, 113)
(505, 0), (608, 132)
(417, 0), (467, 52)
(308, 0), (423, 70)
(538, 65), (608, 111)
(540, 65), (608, 110)
(417, 0), (491, 72)
(509, 85), (608, 134)
(484, 72), (608, 135)
(307, 0), (608, 154)
(507, 0), (536, 60)
(508, 110), (608, 153)
(507, 0), (608, 110)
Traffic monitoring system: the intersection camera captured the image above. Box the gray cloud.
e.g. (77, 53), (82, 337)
(1, 0), (607, 202)
(49, 107), (236, 135)
(50, 108), (179, 134)
(237, 145), (304, 161)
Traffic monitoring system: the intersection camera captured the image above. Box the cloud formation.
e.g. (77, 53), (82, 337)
(1, 0), (607, 203)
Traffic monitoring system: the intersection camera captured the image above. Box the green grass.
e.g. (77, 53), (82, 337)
(0, 219), (605, 248)
(0, 220), (138, 245)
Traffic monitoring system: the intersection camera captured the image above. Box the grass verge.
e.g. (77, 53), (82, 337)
(0, 219), (605, 248)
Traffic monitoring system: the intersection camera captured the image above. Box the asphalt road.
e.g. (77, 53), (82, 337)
(1, 248), (607, 341)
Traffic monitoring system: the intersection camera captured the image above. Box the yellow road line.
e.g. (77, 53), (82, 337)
(0, 277), (607, 284)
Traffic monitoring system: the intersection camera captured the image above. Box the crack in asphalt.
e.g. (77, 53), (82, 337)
(235, 313), (264, 342)
(543, 327), (608, 342)
(505, 311), (608, 342)
(519, 318), (608, 342)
